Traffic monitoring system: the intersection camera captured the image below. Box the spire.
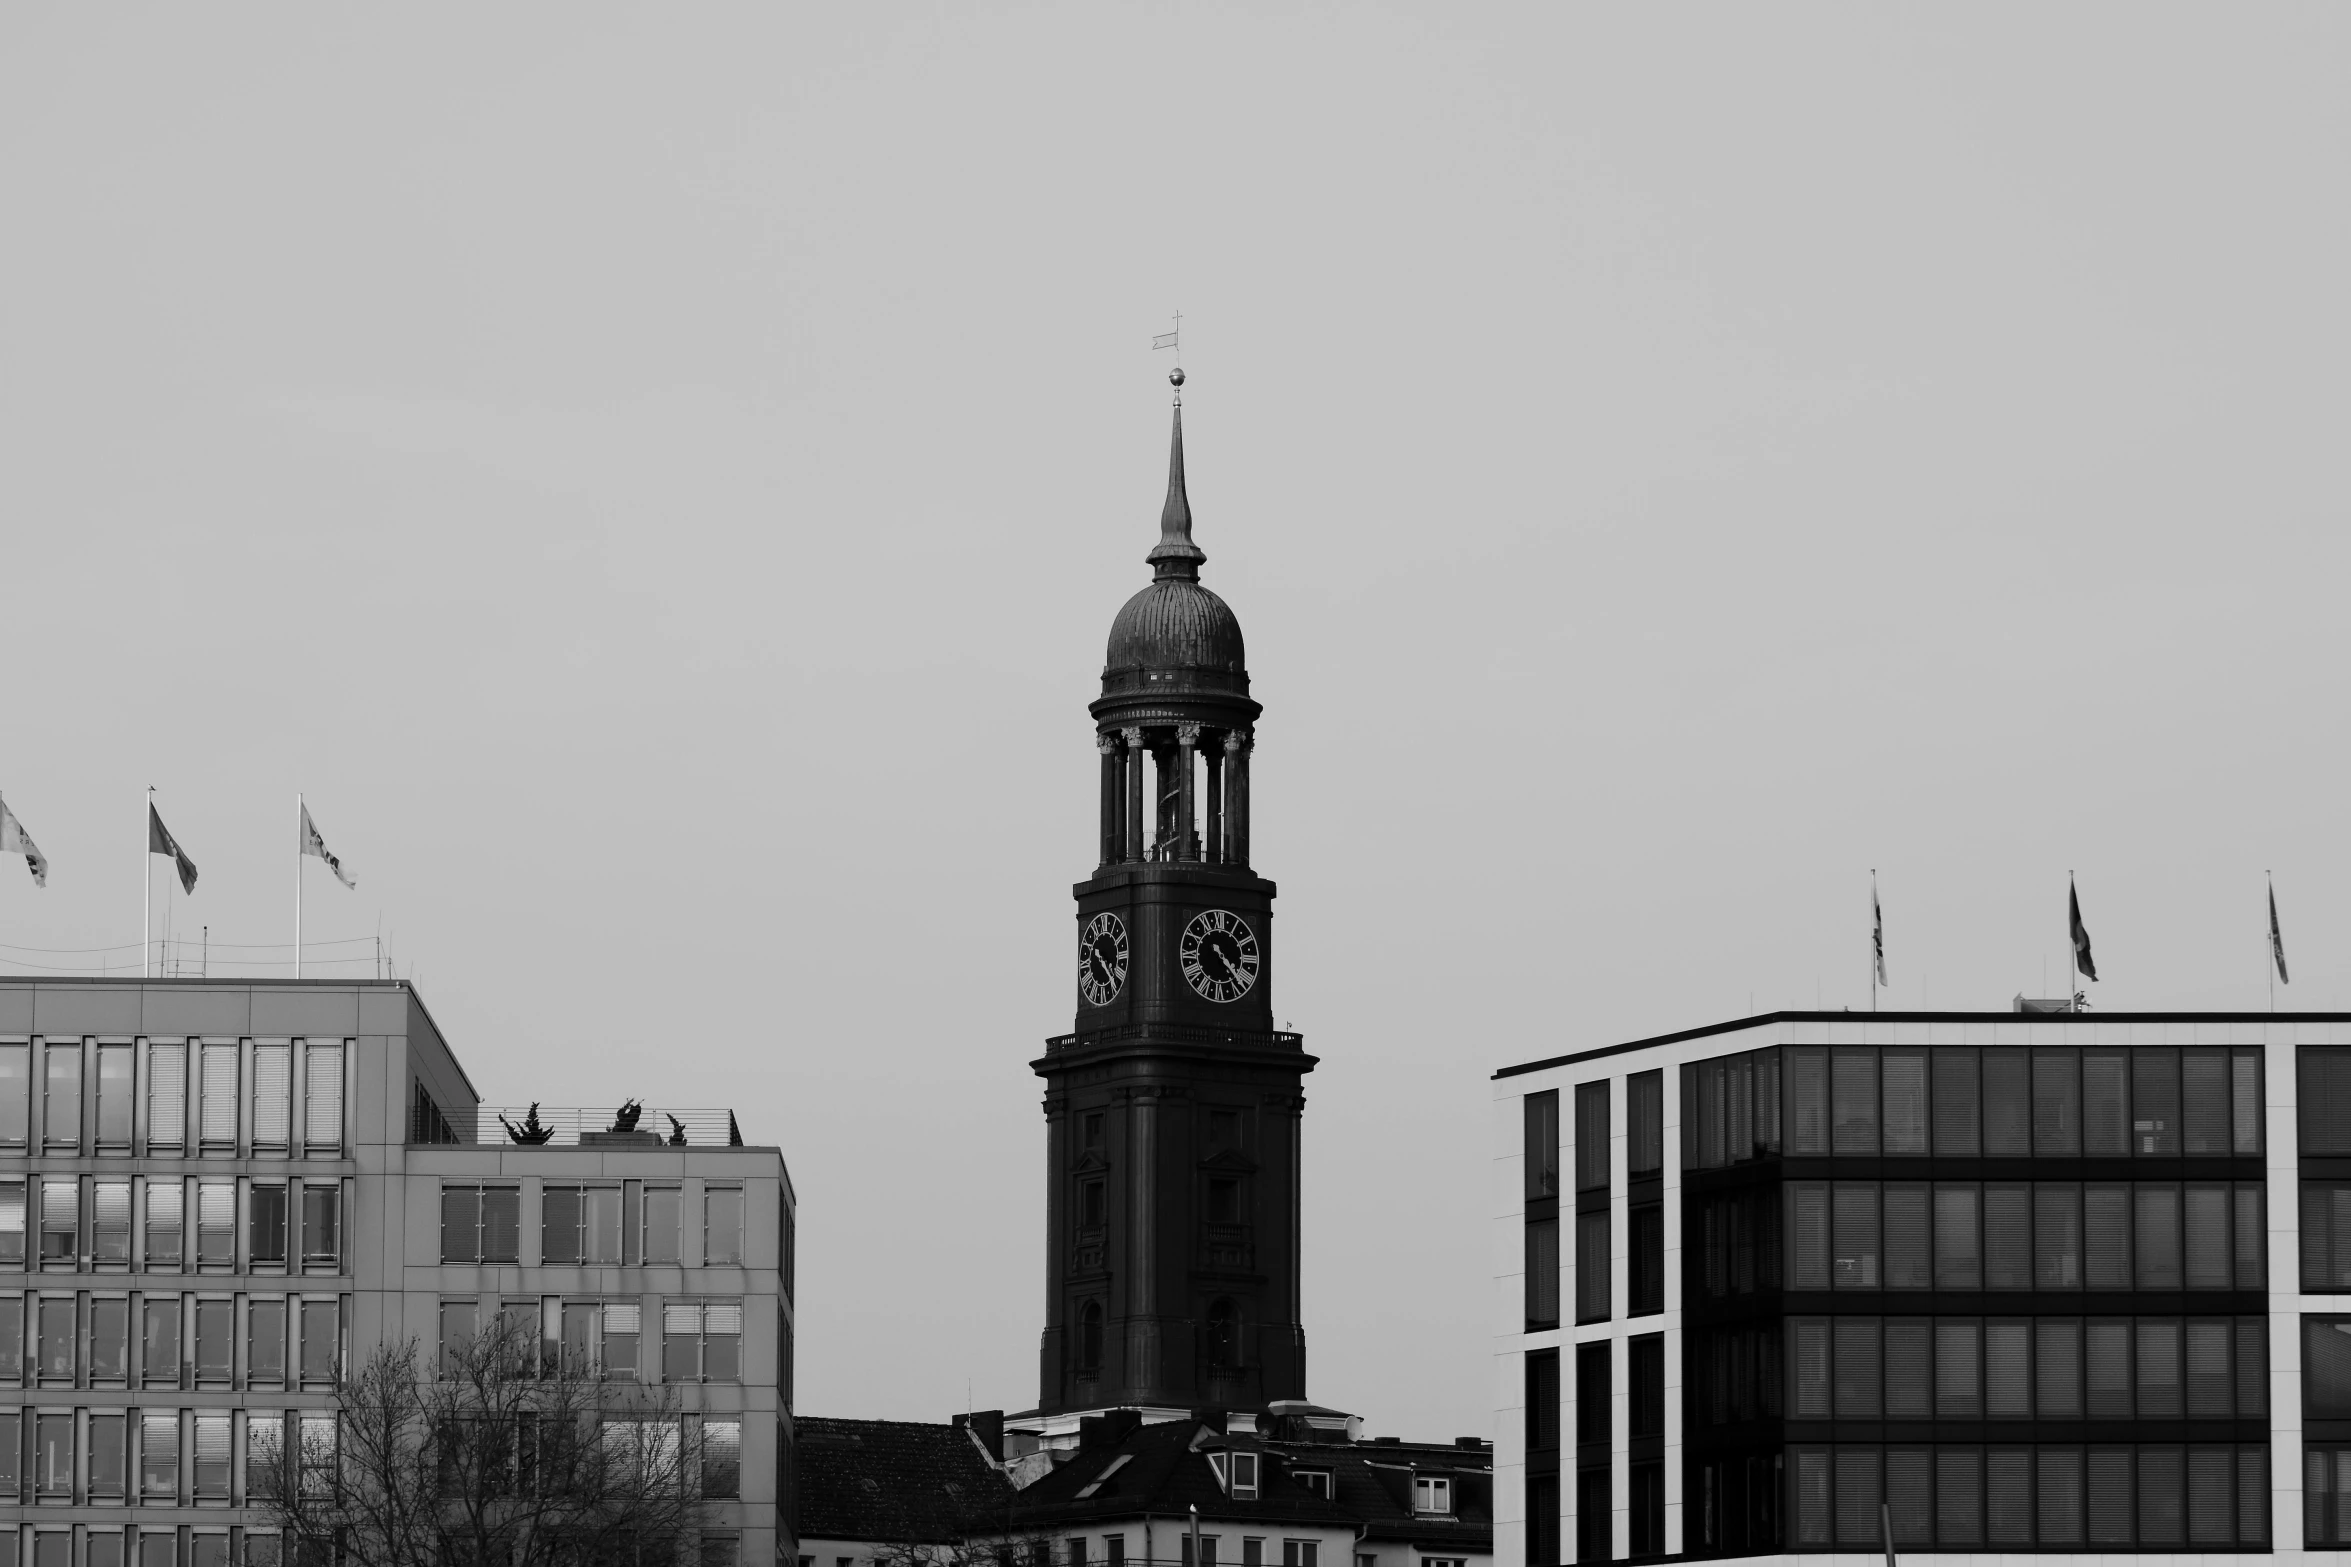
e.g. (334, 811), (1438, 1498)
(1147, 368), (1204, 580)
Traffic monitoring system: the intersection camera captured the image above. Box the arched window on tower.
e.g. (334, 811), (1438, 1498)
(1078, 1302), (1104, 1376)
(1204, 1297), (1240, 1369)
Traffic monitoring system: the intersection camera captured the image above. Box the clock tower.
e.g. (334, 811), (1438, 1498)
(1030, 371), (1317, 1428)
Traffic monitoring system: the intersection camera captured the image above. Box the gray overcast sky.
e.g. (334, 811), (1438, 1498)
(3, 6), (2348, 1438)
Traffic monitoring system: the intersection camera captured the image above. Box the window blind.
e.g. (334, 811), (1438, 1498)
(2088, 1319), (2133, 1418)
(1793, 1450), (1831, 1546)
(1935, 1447), (1982, 1546)
(2136, 1318), (2183, 1419)
(442, 1186), (481, 1262)
(148, 1043), (185, 1150)
(543, 1187), (583, 1265)
(2085, 1184), (2131, 1288)
(1882, 1050), (1928, 1154)
(1985, 1321), (2030, 1419)
(1787, 1048), (1829, 1155)
(1886, 1446), (1932, 1546)
(1790, 1320), (1830, 1419)
(1833, 1049), (1879, 1155)
(1882, 1183), (1928, 1288)
(1931, 1049), (1979, 1155)
(2136, 1184), (2182, 1289)
(1983, 1049), (2030, 1155)
(2133, 1050), (2180, 1155)
(1933, 1184), (1980, 1289)
(2233, 1052), (2262, 1154)
(1834, 1317), (1881, 1419)
(2034, 1183), (2082, 1289)
(2301, 1048), (2351, 1154)
(2236, 1317), (2267, 1416)
(2307, 1319), (2351, 1417)
(482, 1189), (520, 1263)
(2187, 1446), (2234, 1544)
(2239, 1448), (2269, 1544)
(2083, 1050), (2129, 1155)
(1884, 1319), (1932, 1419)
(2183, 1052), (2229, 1154)
(305, 1042), (343, 1148)
(2185, 1319), (2232, 1418)
(1835, 1447), (1882, 1547)
(2234, 1184), (2265, 1288)
(1983, 1184), (2030, 1289)
(147, 1181), (182, 1231)
(2035, 1318), (2082, 1419)
(2184, 1184), (2230, 1289)
(1832, 1182), (1879, 1288)
(1935, 1320), (1980, 1419)
(1986, 1448), (2032, 1546)
(2033, 1049), (2080, 1156)
(1788, 1183), (1829, 1290)
(2037, 1447), (2083, 1545)
(1627, 1071), (1662, 1177)
(252, 1044), (290, 1148)
(2087, 1447), (2133, 1544)
(199, 1043), (236, 1145)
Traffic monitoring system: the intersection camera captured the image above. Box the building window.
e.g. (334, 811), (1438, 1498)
(199, 1042), (237, 1150)
(1291, 1470), (1332, 1500)
(1413, 1475), (1452, 1514)
(34, 1411), (72, 1495)
(147, 1181), (184, 1267)
(702, 1418), (742, 1498)
(1576, 1342), (1610, 1444)
(665, 1302), (742, 1383)
(148, 1041), (187, 1152)
(303, 1182), (341, 1266)
(92, 1296), (129, 1380)
(197, 1181), (235, 1265)
(304, 1041), (344, 1152)
(97, 1042), (134, 1149)
(1574, 1083), (1608, 1193)
(544, 1185), (624, 1265)
(440, 1301), (479, 1373)
(1574, 1212), (1609, 1323)
(1108, 1539), (1129, 1567)
(1524, 1089), (1560, 1331)
(142, 1412), (179, 1498)
(1527, 1349), (1560, 1453)
(645, 1186), (683, 1263)
(89, 1411), (126, 1496)
(440, 1185), (521, 1264)
(705, 1187), (745, 1265)
(253, 1041), (292, 1150)
(559, 1299), (642, 1380)
(250, 1298), (287, 1385)
(411, 1080), (459, 1145)
(0, 1178), (24, 1264)
(1081, 1178), (1107, 1230)
(1575, 1467), (1609, 1563)
(252, 1185), (290, 1265)
(94, 1178), (132, 1263)
(43, 1040), (82, 1150)
(143, 1297), (181, 1386)
(193, 1413), (231, 1498)
(38, 1296), (74, 1379)
(1629, 1201), (1663, 1316)
(1204, 1297), (1240, 1369)
(40, 1177), (77, 1264)
(302, 1297), (341, 1383)
(195, 1297), (233, 1383)
(0, 1041), (27, 1148)
(300, 1415), (338, 1497)
(1526, 1472), (1560, 1567)
(1229, 1451), (1259, 1500)
(1077, 1301), (1104, 1375)
(1083, 1113), (1105, 1153)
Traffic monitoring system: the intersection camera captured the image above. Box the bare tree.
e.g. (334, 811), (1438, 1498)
(251, 1314), (714, 1567)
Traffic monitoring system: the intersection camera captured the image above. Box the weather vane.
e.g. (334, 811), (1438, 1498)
(1153, 311), (1183, 399)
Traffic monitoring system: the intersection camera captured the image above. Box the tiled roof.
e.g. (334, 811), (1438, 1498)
(797, 1417), (1018, 1544)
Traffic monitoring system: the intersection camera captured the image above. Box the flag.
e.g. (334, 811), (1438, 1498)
(2271, 882), (2290, 984)
(1152, 331), (1179, 350)
(0, 794), (46, 888)
(149, 804), (197, 894)
(2068, 877), (2097, 983)
(1872, 877), (1887, 987)
(300, 803), (356, 890)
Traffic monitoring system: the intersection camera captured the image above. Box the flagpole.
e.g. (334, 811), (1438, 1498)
(142, 787), (153, 979)
(295, 793), (304, 981)
(2067, 870), (2076, 1007)
(2268, 872), (2275, 1014)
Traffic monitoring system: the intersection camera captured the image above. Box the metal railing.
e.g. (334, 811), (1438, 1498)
(456, 1106), (743, 1148)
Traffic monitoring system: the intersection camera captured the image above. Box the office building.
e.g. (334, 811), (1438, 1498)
(0, 977), (794, 1567)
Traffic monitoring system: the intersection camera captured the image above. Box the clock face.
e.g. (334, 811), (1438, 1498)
(1078, 912), (1130, 1006)
(1180, 909), (1261, 1003)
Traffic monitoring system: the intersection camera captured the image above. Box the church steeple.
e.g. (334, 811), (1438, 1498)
(1147, 370), (1203, 581)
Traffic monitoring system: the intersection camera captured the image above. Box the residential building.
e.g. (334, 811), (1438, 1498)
(0, 977), (793, 1567)
(793, 1416), (1016, 1567)
(1488, 1007), (2351, 1564)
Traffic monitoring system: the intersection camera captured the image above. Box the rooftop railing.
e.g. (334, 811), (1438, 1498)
(454, 1105), (744, 1148)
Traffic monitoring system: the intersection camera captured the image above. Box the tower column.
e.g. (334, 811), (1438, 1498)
(1122, 728), (1146, 862)
(1097, 733), (1122, 867)
(1225, 729), (1252, 867)
(1204, 739), (1224, 866)
(1175, 724), (1200, 862)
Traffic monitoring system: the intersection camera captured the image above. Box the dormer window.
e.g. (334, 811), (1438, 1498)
(1413, 1475), (1453, 1516)
(1291, 1469), (1331, 1499)
(1207, 1450), (1261, 1500)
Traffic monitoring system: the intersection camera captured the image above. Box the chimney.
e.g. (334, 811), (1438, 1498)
(955, 1410), (1005, 1462)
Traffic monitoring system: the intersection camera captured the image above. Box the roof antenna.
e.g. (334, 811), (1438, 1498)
(1153, 311), (1183, 402)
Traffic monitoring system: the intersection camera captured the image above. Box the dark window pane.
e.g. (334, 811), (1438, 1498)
(1833, 1318), (1880, 1420)
(2233, 1051), (2262, 1155)
(1936, 1319), (1981, 1419)
(1789, 1319), (1829, 1419)
(440, 1187), (479, 1264)
(2183, 1051), (2230, 1154)
(1787, 1048), (1829, 1155)
(2311, 1183), (2351, 1291)
(2239, 1447), (2269, 1545)
(1883, 1050), (1928, 1155)
(1983, 1049), (2030, 1155)
(2083, 1050), (2130, 1156)
(2034, 1183), (2081, 1290)
(1793, 1449), (1831, 1547)
(1986, 1447), (2032, 1546)
(2303, 1048), (2351, 1154)
(1834, 1446), (1881, 1547)
(2134, 1050), (2181, 1155)
(1629, 1335), (1664, 1439)
(1755, 1049), (1780, 1155)
(1693, 1059), (1724, 1169)
(1627, 1072), (1662, 1177)
(1833, 1050), (1879, 1155)
(2085, 1183), (2131, 1288)
(1886, 1446), (1931, 1546)
(1524, 1092), (1559, 1199)
(2306, 1318), (2351, 1417)
(482, 1190), (519, 1262)
(2038, 1447), (2084, 1546)
(1575, 1212), (1609, 1323)
(1576, 1467), (1611, 1563)
(2186, 1319), (2232, 1418)
(2137, 1318), (2184, 1419)
(2188, 1446), (2234, 1545)
(1629, 1204), (1663, 1317)
(1934, 1184), (1980, 1289)
(2086, 1319), (2133, 1419)
(2035, 1318), (2082, 1419)
(1985, 1321), (2030, 1419)
(1524, 1218), (1559, 1329)
(2033, 1049), (2080, 1156)
(2136, 1183), (2183, 1289)
(1932, 1049), (1980, 1156)
(1575, 1084), (1609, 1194)
(1528, 1472), (1560, 1567)
(1983, 1184), (2030, 1289)
(1936, 1447), (1983, 1547)
(2139, 1447), (2185, 1545)
(1630, 1460), (1664, 1556)
(2235, 1183), (2265, 1289)
(1526, 1350), (1560, 1452)
(1576, 1343), (1610, 1445)
(2237, 1318), (2268, 1417)
(1832, 1183), (1879, 1289)
(1883, 1183), (1929, 1289)
(1884, 1319), (1932, 1420)
(2088, 1447), (2133, 1545)
(2185, 1184), (2231, 1289)
(1788, 1183), (1829, 1290)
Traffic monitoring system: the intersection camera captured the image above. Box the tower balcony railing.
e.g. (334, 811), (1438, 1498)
(413, 1104), (745, 1148)
(1044, 1025), (1304, 1054)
